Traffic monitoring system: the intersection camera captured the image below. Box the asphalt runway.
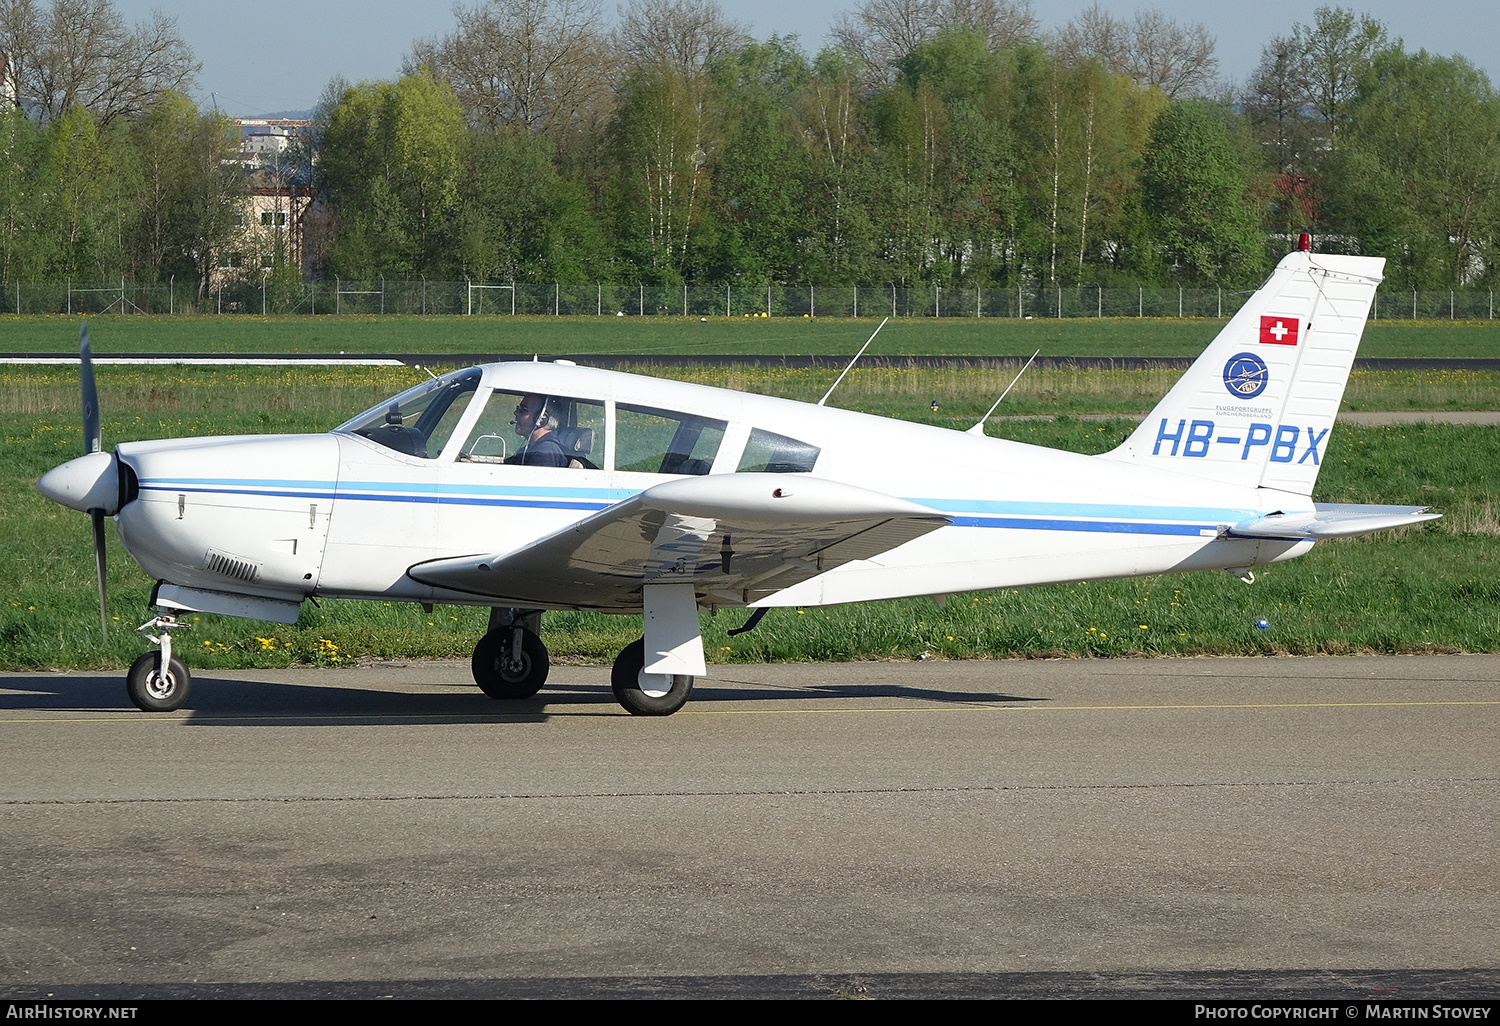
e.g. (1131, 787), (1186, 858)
(2, 655), (1498, 1000)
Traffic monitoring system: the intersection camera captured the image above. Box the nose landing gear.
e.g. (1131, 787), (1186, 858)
(127, 611), (193, 712)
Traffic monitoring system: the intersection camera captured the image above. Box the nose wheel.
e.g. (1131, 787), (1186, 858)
(127, 611), (193, 712)
(472, 619), (549, 699)
(126, 652), (191, 712)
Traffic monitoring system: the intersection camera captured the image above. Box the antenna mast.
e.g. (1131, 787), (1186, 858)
(818, 317), (889, 407)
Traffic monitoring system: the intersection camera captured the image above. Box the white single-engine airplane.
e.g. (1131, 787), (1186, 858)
(38, 244), (1437, 715)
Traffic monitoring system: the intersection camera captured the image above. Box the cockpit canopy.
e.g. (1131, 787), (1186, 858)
(335, 366), (820, 476)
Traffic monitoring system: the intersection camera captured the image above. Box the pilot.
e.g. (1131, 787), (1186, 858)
(506, 394), (569, 467)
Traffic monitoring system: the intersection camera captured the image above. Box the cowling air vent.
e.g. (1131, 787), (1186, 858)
(204, 549), (260, 582)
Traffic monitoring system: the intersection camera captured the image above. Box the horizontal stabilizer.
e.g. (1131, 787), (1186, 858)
(407, 474), (950, 609)
(1229, 503), (1440, 540)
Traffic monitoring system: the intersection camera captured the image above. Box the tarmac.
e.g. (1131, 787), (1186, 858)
(1, 655), (1497, 999)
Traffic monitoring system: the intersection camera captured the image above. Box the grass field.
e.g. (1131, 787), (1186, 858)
(5, 313), (1500, 359)
(3, 361), (1496, 672)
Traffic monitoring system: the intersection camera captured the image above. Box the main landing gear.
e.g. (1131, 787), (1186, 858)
(610, 638), (693, 716)
(472, 586), (705, 716)
(472, 608), (549, 699)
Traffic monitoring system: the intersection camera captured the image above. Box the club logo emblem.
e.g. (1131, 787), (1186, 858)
(1223, 353), (1269, 398)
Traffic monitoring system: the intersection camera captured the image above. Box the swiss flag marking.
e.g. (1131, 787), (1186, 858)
(1259, 315), (1299, 345)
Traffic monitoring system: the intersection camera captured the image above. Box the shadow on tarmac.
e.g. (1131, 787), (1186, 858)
(0, 669), (1044, 724)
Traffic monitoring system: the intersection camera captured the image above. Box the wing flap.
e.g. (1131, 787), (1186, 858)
(406, 474), (950, 609)
(1230, 503), (1440, 540)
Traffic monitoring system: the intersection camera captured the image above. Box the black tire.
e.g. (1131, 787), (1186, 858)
(126, 651), (191, 712)
(471, 626), (549, 699)
(610, 638), (693, 716)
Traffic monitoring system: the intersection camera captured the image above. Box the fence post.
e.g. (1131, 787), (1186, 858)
(1138, 286), (1142, 317)
(683, 282), (687, 317)
(891, 283), (896, 318)
(169, 275), (174, 316)
(853, 285), (858, 318)
(557, 281), (561, 317)
(1217, 286), (1221, 318)
(380, 276), (385, 315)
(1413, 289), (1417, 320)
(1018, 282), (1022, 319)
(511, 281), (516, 316)
(1098, 285), (1102, 318)
(811, 284), (815, 318)
(598, 283), (602, 317)
(639, 283), (644, 317)
(262, 273), (267, 316)
(1057, 285), (1061, 318)
(422, 277), (427, 316)
(1451, 289), (1455, 320)
(726, 283), (730, 317)
(1178, 286), (1182, 318)
(933, 285), (938, 318)
(67, 278), (71, 316)
(337, 276), (341, 314)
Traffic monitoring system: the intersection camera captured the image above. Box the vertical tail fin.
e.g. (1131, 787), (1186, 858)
(1106, 251), (1384, 496)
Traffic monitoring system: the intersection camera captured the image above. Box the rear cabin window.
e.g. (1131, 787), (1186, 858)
(616, 405), (725, 475)
(736, 428), (820, 473)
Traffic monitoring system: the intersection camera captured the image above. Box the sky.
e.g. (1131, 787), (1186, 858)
(108, 0), (1500, 118)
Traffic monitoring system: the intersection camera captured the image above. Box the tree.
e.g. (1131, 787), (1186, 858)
(796, 48), (879, 282)
(1242, 35), (1317, 173)
(702, 38), (814, 283)
(407, 0), (614, 140)
(1332, 49), (1500, 287)
(831, 0), (1036, 84)
(0, 106), (49, 282)
(453, 129), (607, 282)
(320, 72), (468, 278)
(1292, 5), (1386, 142)
(1141, 100), (1263, 283)
(41, 103), (139, 279)
(615, 0), (748, 74)
(1054, 4), (1217, 98)
(0, 0), (199, 126)
(607, 61), (722, 278)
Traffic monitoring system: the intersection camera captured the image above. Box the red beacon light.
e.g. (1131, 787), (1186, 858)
(1297, 232), (1312, 252)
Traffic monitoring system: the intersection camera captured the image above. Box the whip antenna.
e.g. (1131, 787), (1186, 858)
(818, 317), (889, 407)
(968, 350), (1039, 436)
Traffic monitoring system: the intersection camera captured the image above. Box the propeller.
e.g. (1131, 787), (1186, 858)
(81, 323), (108, 642)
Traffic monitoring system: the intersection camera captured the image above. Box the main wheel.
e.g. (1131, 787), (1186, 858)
(471, 626), (549, 699)
(126, 652), (191, 712)
(610, 638), (693, 716)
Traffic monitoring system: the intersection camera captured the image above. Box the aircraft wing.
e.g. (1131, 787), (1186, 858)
(1229, 503), (1440, 540)
(405, 474), (951, 610)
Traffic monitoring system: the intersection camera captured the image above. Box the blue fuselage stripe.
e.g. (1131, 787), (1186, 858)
(138, 479), (1230, 535)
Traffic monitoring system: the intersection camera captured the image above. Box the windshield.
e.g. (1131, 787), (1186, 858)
(335, 368), (482, 459)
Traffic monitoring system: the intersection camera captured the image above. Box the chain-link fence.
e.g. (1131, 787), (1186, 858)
(6, 278), (1497, 320)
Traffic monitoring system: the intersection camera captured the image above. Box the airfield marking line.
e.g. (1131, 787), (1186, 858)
(1, 699), (1499, 726)
(678, 700), (1500, 716)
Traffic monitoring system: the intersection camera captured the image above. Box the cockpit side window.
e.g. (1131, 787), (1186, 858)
(736, 428), (820, 473)
(336, 369), (481, 459)
(616, 405), (726, 475)
(461, 390), (605, 468)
